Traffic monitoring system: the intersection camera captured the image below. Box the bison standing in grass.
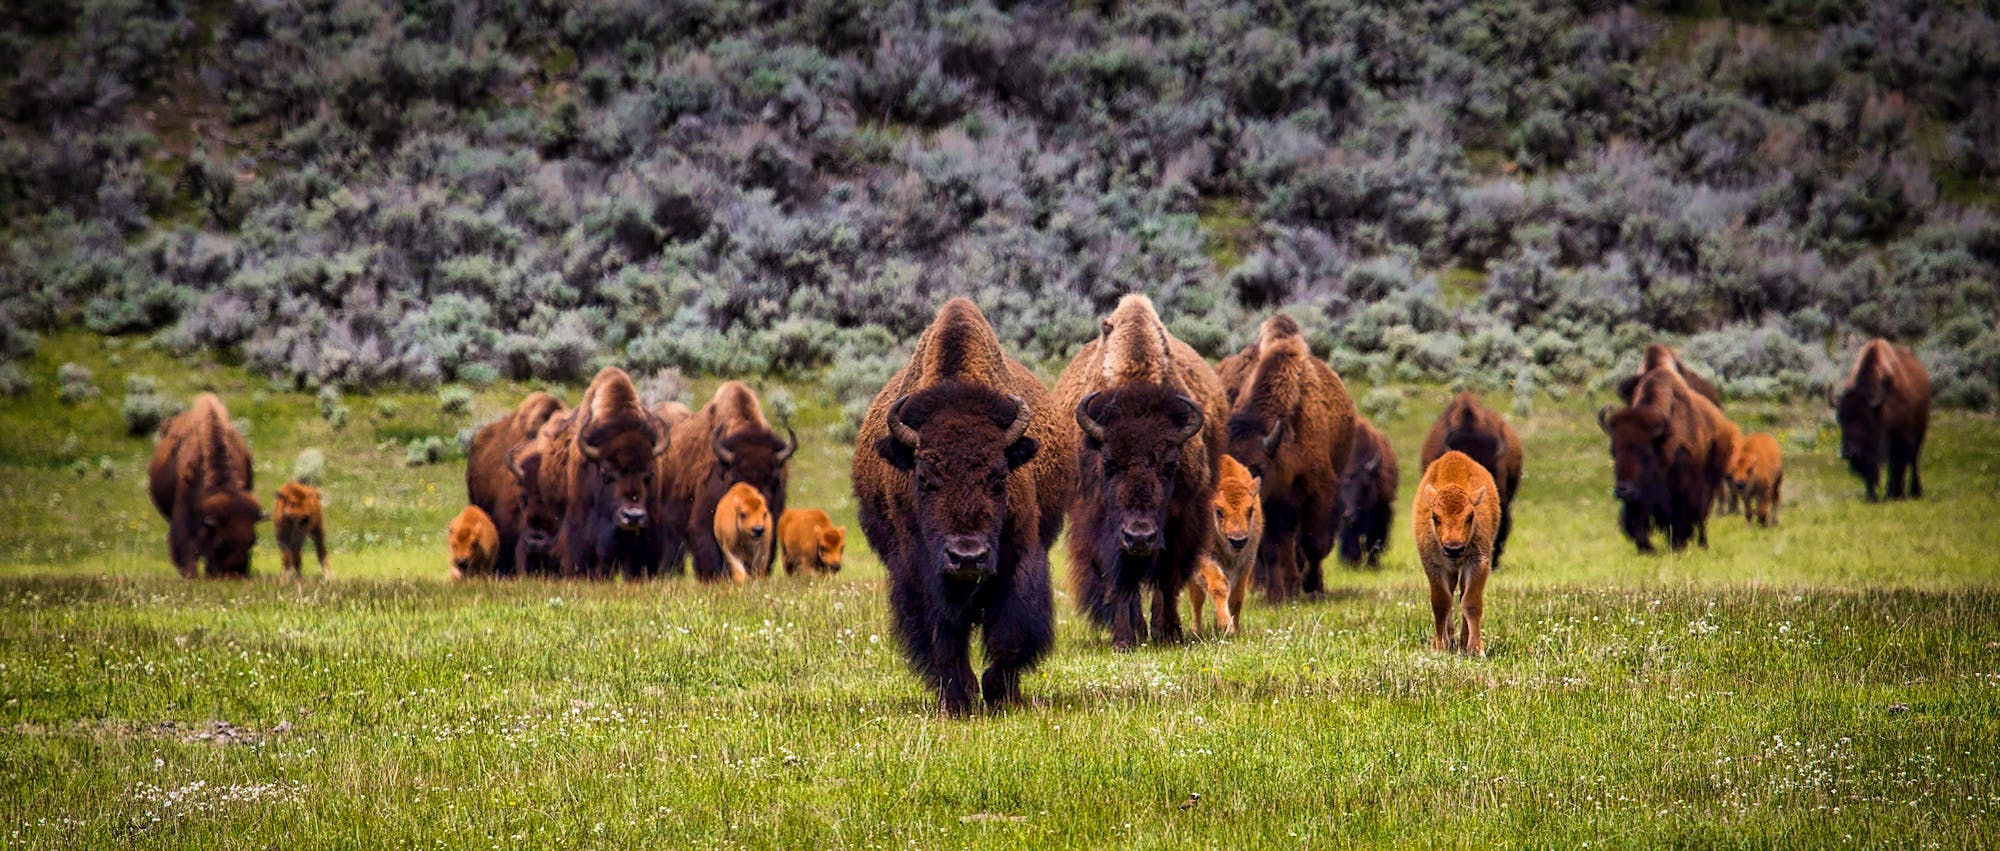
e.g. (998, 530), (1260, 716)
(662, 382), (796, 581)
(1833, 339), (1931, 501)
(448, 504), (499, 580)
(779, 508), (846, 576)
(853, 298), (1075, 715)
(1419, 393), (1523, 569)
(1055, 295), (1228, 650)
(1413, 450), (1501, 656)
(1185, 455), (1261, 636)
(712, 482), (773, 583)
(1727, 433), (1784, 526)
(1599, 369), (1734, 553)
(467, 391), (566, 576)
(1336, 417), (1398, 569)
(148, 393), (264, 578)
(1223, 315), (1355, 601)
(273, 481), (328, 580)
(552, 368), (672, 579)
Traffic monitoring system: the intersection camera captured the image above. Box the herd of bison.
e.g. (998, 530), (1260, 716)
(144, 296), (1932, 713)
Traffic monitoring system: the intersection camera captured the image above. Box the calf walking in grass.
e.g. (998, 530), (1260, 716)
(447, 505), (499, 581)
(1413, 450), (1501, 656)
(714, 482), (773, 584)
(1728, 433), (1784, 526)
(273, 481), (328, 580)
(1186, 455), (1261, 635)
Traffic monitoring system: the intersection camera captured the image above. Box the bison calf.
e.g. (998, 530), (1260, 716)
(1413, 451), (1500, 657)
(273, 481), (328, 580)
(714, 482), (773, 583)
(779, 508), (845, 575)
(1728, 433), (1784, 527)
(448, 505), (500, 580)
(1186, 455), (1261, 635)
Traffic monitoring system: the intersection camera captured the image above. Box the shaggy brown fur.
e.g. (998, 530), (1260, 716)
(1418, 393), (1524, 569)
(554, 368), (672, 579)
(662, 382), (795, 580)
(273, 481), (327, 580)
(1412, 450), (1501, 656)
(779, 508), (846, 575)
(713, 482), (773, 583)
(852, 298), (1076, 715)
(1336, 416), (1399, 568)
(1615, 344), (1723, 408)
(1054, 295), (1229, 649)
(1834, 338), (1932, 501)
(1727, 432), (1784, 526)
(1223, 315), (1355, 601)
(467, 391), (566, 577)
(148, 393), (263, 578)
(447, 504), (500, 580)
(1186, 455), (1261, 635)
(1599, 368), (1733, 552)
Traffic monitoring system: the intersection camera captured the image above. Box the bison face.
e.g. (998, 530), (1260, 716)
(1213, 481), (1260, 558)
(199, 492), (265, 575)
(509, 448), (559, 554)
(580, 427), (663, 531)
(1076, 386), (1204, 557)
(1223, 412), (1286, 483)
(1599, 405), (1671, 507)
(1834, 387), (1885, 486)
(1423, 483), (1485, 562)
(876, 383), (1038, 582)
(819, 527), (845, 572)
(712, 423), (798, 510)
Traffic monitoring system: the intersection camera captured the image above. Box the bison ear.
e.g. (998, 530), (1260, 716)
(1596, 405), (1613, 435)
(1421, 482), (1438, 502)
(1004, 436), (1040, 471)
(875, 435), (917, 473)
(1470, 486), (1486, 507)
(1248, 476), (1262, 492)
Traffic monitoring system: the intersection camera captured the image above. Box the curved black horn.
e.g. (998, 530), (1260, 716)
(887, 395), (920, 448)
(1170, 394), (1204, 443)
(1262, 420), (1284, 455)
(1001, 395), (1032, 446)
(710, 426), (737, 466)
(1597, 405), (1613, 435)
(773, 420), (798, 464)
(1074, 391), (1107, 444)
(507, 441), (529, 482)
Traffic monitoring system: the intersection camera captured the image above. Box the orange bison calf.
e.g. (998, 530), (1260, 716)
(448, 505), (500, 580)
(1413, 450), (1501, 656)
(714, 482), (773, 583)
(779, 508), (846, 575)
(273, 482), (328, 580)
(1186, 455), (1261, 635)
(1728, 433), (1784, 526)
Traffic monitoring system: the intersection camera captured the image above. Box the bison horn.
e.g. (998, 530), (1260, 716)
(1001, 395), (1032, 446)
(774, 420), (798, 464)
(887, 395), (921, 449)
(711, 426), (738, 466)
(580, 435), (606, 462)
(507, 442), (529, 482)
(1075, 392), (1108, 444)
(1262, 421), (1284, 455)
(1596, 405), (1614, 435)
(1170, 394), (1204, 443)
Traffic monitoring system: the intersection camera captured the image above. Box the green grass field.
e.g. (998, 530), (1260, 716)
(3, 334), (1998, 847)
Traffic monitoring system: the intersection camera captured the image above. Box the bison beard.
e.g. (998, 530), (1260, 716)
(1068, 385), (1210, 650)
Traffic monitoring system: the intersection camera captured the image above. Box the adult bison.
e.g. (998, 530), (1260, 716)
(467, 391), (566, 577)
(552, 368), (672, 579)
(1223, 315), (1355, 601)
(507, 420), (568, 576)
(660, 382), (796, 580)
(148, 393), (265, 577)
(1054, 295), (1229, 650)
(1336, 416), (1399, 568)
(1598, 368), (1734, 553)
(1832, 338), (1931, 501)
(1614, 344), (1722, 408)
(853, 298), (1075, 715)
(1418, 393), (1523, 569)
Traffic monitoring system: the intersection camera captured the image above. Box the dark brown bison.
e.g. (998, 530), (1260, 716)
(660, 382), (796, 580)
(1222, 315), (1355, 601)
(1615, 344), (1722, 408)
(148, 393), (264, 577)
(1833, 338), (1932, 501)
(1054, 295), (1229, 650)
(467, 391), (566, 577)
(554, 367), (673, 579)
(1598, 368), (1734, 553)
(507, 417), (569, 576)
(853, 298), (1076, 715)
(1418, 393), (1524, 569)
(1336, 416), (1399, 568)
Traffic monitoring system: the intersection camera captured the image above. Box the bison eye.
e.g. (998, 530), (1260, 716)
(917, 473), (940, 493)
(1215, 507), (1224, 520)
(601, 471), (613, 485)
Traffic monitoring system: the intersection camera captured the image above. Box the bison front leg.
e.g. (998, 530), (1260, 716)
(1462, 560), (1490, 657)
(980, 553), (1053, 710)
(931, 620), (978, 716)
(1149, 579), (1184, 645)
(1109, 583), (1144, 652)
(312, 526), (329, 580)
(1426, 570), (1453, 652)
(1619, 500), (1654, 554)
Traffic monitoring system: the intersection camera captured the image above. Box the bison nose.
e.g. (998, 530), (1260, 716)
(1119, 520), (1159, 554)
(942, 537), (990, 576)
(749, 524), (766, 538)
(522, 529), (550, 548)
(1226, 534), (1250, 551)
(617, 507), (648, 528)
(1613, 482), (1638, 502)
(1441, 542), (1466, 559)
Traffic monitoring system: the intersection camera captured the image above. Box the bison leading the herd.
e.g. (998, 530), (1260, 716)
(140, 304), (1936, 716)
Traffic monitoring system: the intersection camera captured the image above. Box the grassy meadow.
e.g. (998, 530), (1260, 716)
(3, 333), (1999, 847)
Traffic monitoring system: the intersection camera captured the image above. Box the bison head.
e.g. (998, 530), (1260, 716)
(1422, 482), (1486, 562)
(198, 491), (265, 575)
(1599, 403), (1676, 508)
(1075, 385), (1205, 557)
(818, 526), (846, 572)
(578, 415), (669, 532)
(508, 444), (560, 554)
(712, 421), (797, 512)
(1211, 456), (1260, 557)
(875, 382), (1038, 582)
(1223, 411), (1286, 483)
(722, 482), (771, 539)
(1833, 383), (1887, 492)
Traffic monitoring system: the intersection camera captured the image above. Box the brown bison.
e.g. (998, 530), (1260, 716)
(148, 393), (264, 578)
(713, 482), (773, 583)
(1185, 455), (1261, 636)
(507, 417), (569, 576)
(1727, 432), (1784, 526)
(1413, 450), (1501, 656)
(1055, 295), (1229, 650)
(1336, 417), (1399, 568)
(1833, 339), (1932, 501)
(852, 298), (1075, 715)
(661, 382), (796, 581)
(467, 391), (566, 577)
(1598, 368), (1734, 553)
(447, 505), (500, 580)
(1223, 315), (1355, 600)
(273, 481), (328, 580)
(779, 508), (846, 575)
(1615, 344), (1722, 408)
(1418, 393), (1523, 569)
(553, 368), (673, 579)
